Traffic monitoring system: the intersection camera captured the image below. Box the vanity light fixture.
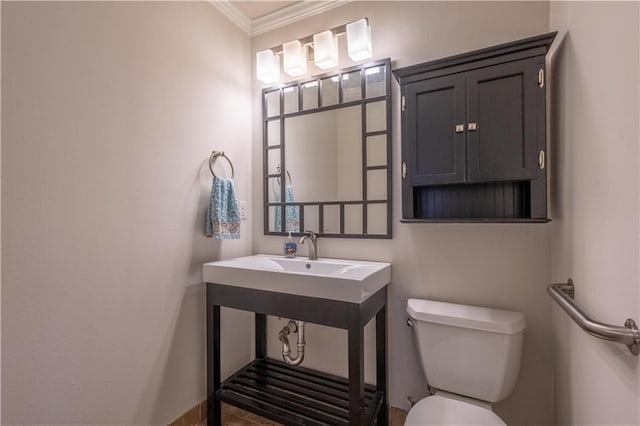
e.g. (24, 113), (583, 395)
(255, 18), (372, 84)
(313, 30), (339, 69)
(256, 49), (280, 84)
(346, 18), (373, 62)
(283, 40), (307, 77)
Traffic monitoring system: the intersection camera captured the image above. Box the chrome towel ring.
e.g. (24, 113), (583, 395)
(209, 151), (235, 179)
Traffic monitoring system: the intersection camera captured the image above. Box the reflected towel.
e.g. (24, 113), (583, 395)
(205, 176), (241, 239)
(275, 185), (299, 233)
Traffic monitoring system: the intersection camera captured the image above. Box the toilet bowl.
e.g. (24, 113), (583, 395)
(405, 394), (504, 426)
(405, 298), (526, 425)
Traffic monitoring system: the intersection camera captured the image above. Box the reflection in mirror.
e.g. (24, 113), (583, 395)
(266, 91), (280, 117)
(284, 86), (298, 114)
(263, 58), (391, 238)
(270, 174), (300, 233)
(343, 71), (362, 102)
(323, 205), (340, 234)
(367, 135), (386, 166)
(269, 205), (300, 233)
(367, 204), (387, 234)
(321, 77), (339, 106)
(304, 205), (320, 234)
(365, 66), (386, 98)
(367, 170), (387, 200)
(345, 204), (363, 234)
(268, 177), (280, 203)
(283, 205), (300, 233)
(268, 206), (281, 233)
(302, 81), (319, 110)
(267, 149), (280, 174)
(366, 101), (386, 132)
(267, 120), (280, 146)
(285, 106), (362, 202)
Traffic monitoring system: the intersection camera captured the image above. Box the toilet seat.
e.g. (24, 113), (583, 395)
(404, 395), (506, 426)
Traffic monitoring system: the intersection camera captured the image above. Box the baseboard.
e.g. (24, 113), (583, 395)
(168, 400), (206, 426)
(390, 406), (409, 425)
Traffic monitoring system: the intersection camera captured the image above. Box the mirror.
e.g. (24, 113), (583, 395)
(263, 59), (391, 238)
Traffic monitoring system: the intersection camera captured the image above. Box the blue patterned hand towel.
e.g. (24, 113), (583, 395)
(205, 176), (241, 239)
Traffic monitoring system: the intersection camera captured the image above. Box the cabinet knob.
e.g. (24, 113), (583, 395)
(455, 124), (465, 133)
(468, 122), (478, 131)
(538, 150), (545, 170)
(402, 161), (407, 179)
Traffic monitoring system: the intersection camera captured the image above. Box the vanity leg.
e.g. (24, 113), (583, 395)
(347, 304), (365, 425)
(255, 313), (267, 359)
(376, 305), (389, 426)
(207, 284), (221, 426)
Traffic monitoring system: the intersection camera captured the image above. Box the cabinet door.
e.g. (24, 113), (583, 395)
(404, 74), (466, 185)
(466, 59), (540, 182)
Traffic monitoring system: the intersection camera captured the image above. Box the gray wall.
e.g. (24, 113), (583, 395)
(251, 2), (553, 424)
(549, 2), (640, 424)
(1, 2), (252, 423)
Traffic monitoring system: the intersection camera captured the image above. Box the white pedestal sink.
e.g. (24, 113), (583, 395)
(202, 254), (391, 303)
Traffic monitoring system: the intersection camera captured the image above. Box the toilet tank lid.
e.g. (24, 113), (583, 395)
(407, 299), (526, 334)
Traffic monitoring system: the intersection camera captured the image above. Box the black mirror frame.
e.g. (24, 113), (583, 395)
(262, 58), (392, 239)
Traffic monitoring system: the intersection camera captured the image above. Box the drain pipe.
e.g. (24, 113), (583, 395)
(278, 320), (305, 366)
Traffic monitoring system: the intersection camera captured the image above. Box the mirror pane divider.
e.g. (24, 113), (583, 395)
(361, 67), (368, 237)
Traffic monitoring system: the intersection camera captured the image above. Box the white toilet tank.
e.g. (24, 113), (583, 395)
(407, 298), (526, 403)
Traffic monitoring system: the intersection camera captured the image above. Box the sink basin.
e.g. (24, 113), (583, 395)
(202, 254), (391, 303)
(269, 257), (359, 275)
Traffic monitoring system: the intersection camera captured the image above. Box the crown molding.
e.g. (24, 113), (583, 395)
(209, 1), (352, 37)
(209, 1), (251, 35)
(251, 0), (351, 37)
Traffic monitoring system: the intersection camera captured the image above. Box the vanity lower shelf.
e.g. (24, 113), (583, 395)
(218, 358), (383, 426)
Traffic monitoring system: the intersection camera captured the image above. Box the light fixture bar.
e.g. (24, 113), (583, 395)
(266, 20), (362, 55)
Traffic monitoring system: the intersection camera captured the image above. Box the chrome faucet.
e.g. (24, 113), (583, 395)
(299, 231), (319, 260)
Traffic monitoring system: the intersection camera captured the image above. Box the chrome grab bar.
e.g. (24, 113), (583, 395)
(547, 279), (640, 356)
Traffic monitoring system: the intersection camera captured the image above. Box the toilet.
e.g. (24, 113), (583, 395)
(405, 298), (526, 425)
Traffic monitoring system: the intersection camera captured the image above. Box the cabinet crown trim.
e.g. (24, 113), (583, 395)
(393, 31), (557, 83)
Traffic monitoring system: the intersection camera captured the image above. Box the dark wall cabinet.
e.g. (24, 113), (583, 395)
(395, 32), (556, 222)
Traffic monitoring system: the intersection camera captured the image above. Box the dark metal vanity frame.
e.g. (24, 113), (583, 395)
(206, 283), (388, 426)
